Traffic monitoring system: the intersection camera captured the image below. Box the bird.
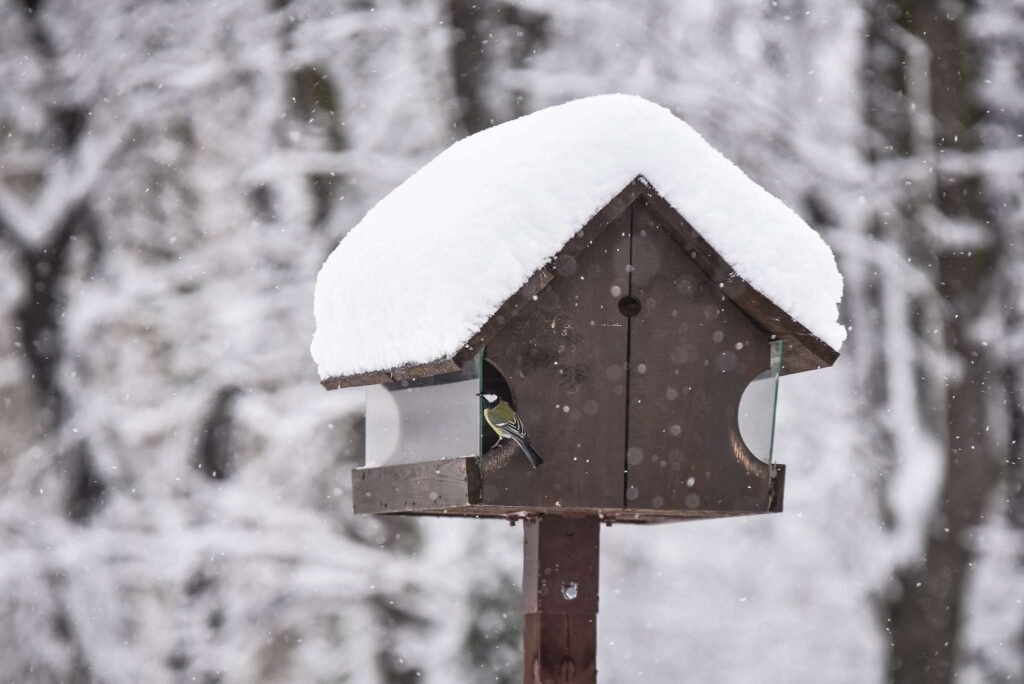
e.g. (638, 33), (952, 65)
(480, 393), (544, 468)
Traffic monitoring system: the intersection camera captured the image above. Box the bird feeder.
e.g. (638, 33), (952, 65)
(311, 95), (843, 683)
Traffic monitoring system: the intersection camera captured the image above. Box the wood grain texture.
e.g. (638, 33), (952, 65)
(523, 516), (600, 615)
(636, 187), (839, 374)
(481, 205), (631, 508)
(524, 614), (597, 684)
(523, 516), (599, 684)
(321, 357), (462, 391)
(363, 503), (780, 523)
(349, 457), (784, 521)
(351, 457), (480, 514)
(625, 202), (776, 514)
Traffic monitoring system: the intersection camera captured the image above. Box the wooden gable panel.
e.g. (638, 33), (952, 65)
(637, 187), (839, 374)
(624, 202), (778, 513)
(480, 207), (632, 509)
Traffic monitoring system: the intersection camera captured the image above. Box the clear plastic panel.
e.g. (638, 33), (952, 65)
(365, 360), (481, 467)
(736, 340), (783, 464)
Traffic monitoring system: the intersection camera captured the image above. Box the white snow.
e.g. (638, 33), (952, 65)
(311, 94), (845, 380)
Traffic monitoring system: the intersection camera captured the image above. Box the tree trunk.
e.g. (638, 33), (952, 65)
(877, 2), (1004, 681)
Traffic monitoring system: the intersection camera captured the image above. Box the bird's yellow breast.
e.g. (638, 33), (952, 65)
(484, 410), (505, 437)
(484, 401), (517, 437)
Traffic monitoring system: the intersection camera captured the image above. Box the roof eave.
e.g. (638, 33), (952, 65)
(636, 183), (839, 374)
(319, 176), (839, 390)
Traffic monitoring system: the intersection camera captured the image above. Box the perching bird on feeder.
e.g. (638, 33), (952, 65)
(480, 393), (544, 468)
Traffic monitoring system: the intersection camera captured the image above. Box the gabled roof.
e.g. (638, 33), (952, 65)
(312, 95), (844, 388)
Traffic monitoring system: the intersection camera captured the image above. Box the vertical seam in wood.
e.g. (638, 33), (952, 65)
(622, 203), (635, 508)
(564, 616), (572, 681)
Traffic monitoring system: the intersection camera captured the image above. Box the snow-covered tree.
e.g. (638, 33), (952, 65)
(1, 1), (1022, 682)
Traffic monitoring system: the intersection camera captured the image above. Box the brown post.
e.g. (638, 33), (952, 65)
(523, 515), (600, 683)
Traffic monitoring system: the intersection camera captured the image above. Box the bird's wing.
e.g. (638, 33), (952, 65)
(490, 402), (527, 438)
(496, 413), (526, 439)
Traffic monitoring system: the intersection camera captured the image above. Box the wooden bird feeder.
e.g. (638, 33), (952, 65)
(312, 96), (842, 683)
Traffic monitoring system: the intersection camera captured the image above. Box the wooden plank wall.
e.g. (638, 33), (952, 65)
(482, 207), (631, 509)
(625, 201), (775, 513)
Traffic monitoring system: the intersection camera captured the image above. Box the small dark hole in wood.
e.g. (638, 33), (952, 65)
(618, 295), (642, 317)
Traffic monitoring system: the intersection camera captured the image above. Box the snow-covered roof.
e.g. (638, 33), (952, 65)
(311, 94), (845, 383)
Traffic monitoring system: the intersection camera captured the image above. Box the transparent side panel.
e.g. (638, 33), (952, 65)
(365, 360), (481, 467)
(736, 340), (783, 464)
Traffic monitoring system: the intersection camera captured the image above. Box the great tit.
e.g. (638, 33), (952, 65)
(480, 393), (544, 468)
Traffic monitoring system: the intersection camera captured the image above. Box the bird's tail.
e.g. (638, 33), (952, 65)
(508, 433), (543, 468)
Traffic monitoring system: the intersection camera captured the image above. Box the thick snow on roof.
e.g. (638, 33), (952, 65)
(312, 94), (845, 381)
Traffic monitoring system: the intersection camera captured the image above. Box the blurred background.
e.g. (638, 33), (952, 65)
(0, 0), (1022, 682)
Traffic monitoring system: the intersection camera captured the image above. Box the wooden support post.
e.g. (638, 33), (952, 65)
(523, 516), (600, 683)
